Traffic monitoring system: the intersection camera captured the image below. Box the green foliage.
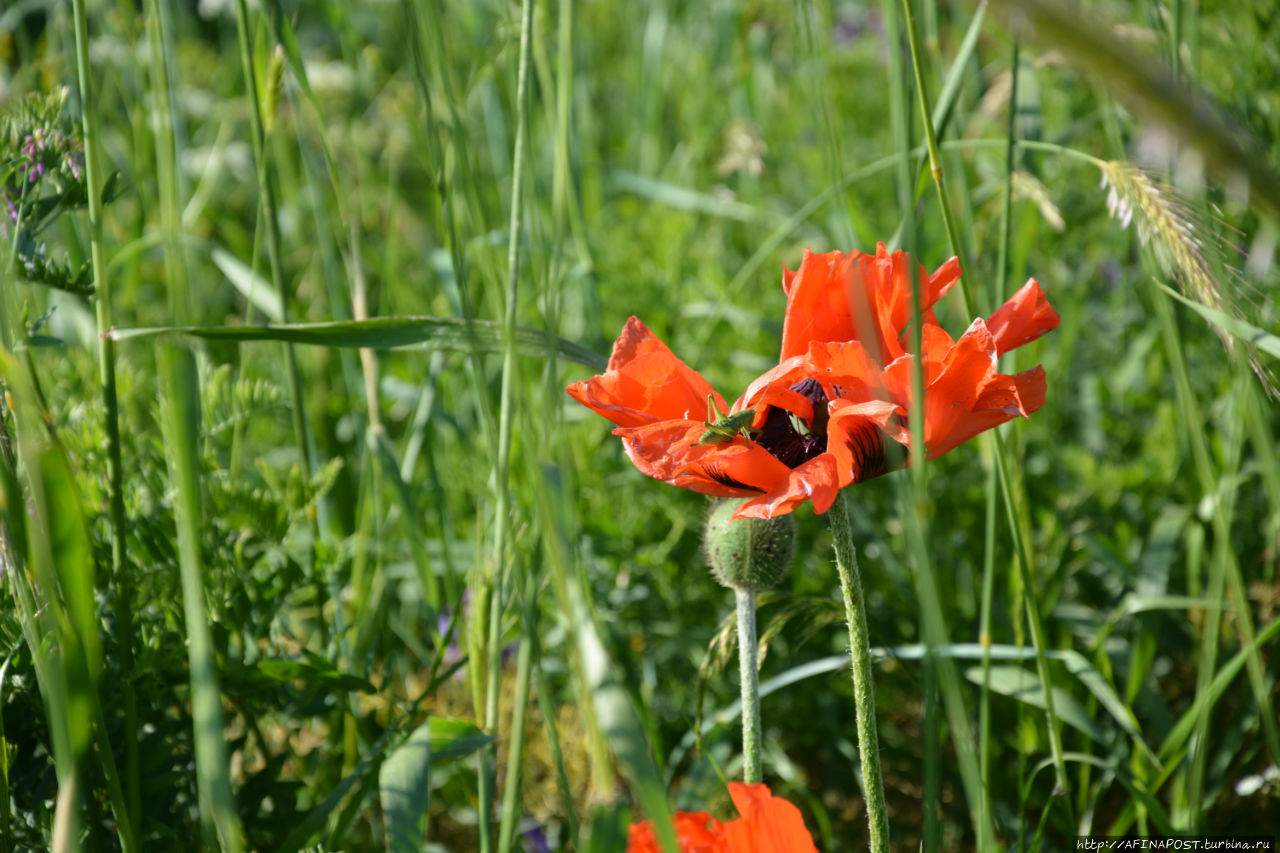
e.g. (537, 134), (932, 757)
(1, 0), (1279, 850)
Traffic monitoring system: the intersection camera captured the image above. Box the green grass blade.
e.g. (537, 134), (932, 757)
(379, 721), (433, 853)
(211, 247), (284, 323)
(579, 613), (677, 852)
(109, 318), (607, 370)
(72, 0), (138, 835)
(0, 654), (10, 851)
(987, 0), (1280, 225)
(1158, 614), (1280, 765)
(1159, 283), (1280, 360)
(967, 666), (1106, 744)
(158, 343), (245, 853)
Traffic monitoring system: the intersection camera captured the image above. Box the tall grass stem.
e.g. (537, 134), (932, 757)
(160, 345), (245, 852)
(232, 0), (326, 639)
(70, 0), (138, 837)
(481, 0), (535, 847)
(979, 37), (1021, 853)
(903, 0), (1071, 805)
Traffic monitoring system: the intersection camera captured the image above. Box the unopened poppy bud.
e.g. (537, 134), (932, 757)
(703, 498), (796, 591)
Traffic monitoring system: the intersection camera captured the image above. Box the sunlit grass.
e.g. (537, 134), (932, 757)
(1, 0), (1278, 850)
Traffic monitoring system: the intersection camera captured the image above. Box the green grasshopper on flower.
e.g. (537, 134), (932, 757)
(698, 395), (759, 446)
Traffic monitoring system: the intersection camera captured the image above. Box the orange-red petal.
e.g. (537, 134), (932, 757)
(803, 340), (893, 404)
(985, 278), (1060, 356)
(567, 316), (726, 427)
(927, 365), (1047, 459)
(627, 811), (727, 853)
(779, 249), (868, 362)
(860, 243), (962, 363)
(825, 399), (905, 487)
(922, 319), (1046, 459)
(747, 385), (814, 429)
(613, 421), (794, 498)
(733, 453), (840, 519)
(779, 245), (963, 365)
(720, 783), (820, 853)
(735, 355), (811, 411)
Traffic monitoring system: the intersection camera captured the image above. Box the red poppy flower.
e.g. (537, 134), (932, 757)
(626, 783), (819, 853)
(567, 244), (1058, 520)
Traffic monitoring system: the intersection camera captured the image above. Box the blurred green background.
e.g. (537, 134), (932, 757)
(1, 0), (1278, 850)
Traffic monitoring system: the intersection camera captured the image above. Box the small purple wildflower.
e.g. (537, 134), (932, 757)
(520, 820), (551, 853)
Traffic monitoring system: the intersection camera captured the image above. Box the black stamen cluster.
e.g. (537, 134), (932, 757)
(756, 378), (830, 469)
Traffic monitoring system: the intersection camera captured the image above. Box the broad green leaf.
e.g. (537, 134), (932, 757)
(274, 725), (398, 853)
(1118, 594), (1234, 616)
(427, 717), (492, 764)
(380, 722), (433, 853)
(251, 659), (377, 694)
(37, 440), (100, 757)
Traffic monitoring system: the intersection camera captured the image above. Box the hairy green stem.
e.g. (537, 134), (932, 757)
(829, 491), (889, 852)
(735, 588), (763, 784)
(70, 0), (139, 841)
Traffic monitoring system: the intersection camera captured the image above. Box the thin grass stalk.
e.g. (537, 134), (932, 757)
(735, 589), (763, 784)
(1243, 382), (1280, 579)
(69, 0), (138, 836)
(481, 0), (535, 847)
(796, 0), (858, 244)
(903, 0), (1073, 808)
(901, 0), (965, 279)
(829, 491), (889, 852)
(402, 0), (499, 454)
(879, 1), (941, 845)
(400, 1), (500, 723)
(534, 660), (581, 848)
(987, 0), (1280, 226)
(158, 345), (245, 852)
(1144, 276), (1280, 822)
(0, 657), (9, 852)
(977, 37), (1020, 853)
(546, 0), (613, 798)
(231, 0), (327, 639)
(891, 1), (990, 844)
(976, 451), (998, 849)
(0, 434), (78, 853)
(497, 575), (537, 852)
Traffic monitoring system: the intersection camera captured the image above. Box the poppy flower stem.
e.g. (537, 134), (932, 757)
(735, 588), (763, 784)
(829, 490), (890, 853)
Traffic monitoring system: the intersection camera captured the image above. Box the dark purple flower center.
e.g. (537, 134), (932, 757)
(756, 378), (830, 469)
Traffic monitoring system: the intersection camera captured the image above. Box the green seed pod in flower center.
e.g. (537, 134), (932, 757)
(702, 498), (797, 591)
